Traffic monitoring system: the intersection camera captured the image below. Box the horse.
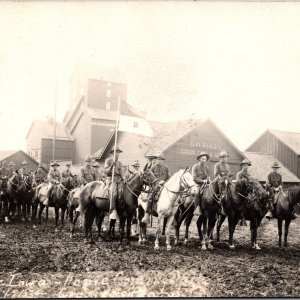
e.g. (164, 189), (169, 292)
(33, 176), (79, 230)
(216, 177), (268, 250)
(154, 168), (199, 251)
(272, 186), (300, 247)
(18, 173), (35, 221)
(68, 186), (84, 237)
(0, 176), (10, 220)
(6, 173), (22, 222)
(80, 164), (159, 246)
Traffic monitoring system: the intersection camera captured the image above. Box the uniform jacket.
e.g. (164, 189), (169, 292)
(151, 164), (170, 182)
(80, 166), (95, 183)
(236, 168), (250, 181)
(104, 157), (123, 179)
(267, 171), (282, 188)
(191, 163), (209, 185)
(95, 168), (106, 181)
(214, 161), (231, 178)
(47, 169), (61, 183)
(62, 169), (73, 179)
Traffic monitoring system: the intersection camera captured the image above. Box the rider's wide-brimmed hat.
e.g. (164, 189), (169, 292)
(3, 160), (7, 165)
(66, 162), (71, 166)
(197, 151), (210, 161)
(132, 160), (140, 167)
(93, 162), (100, 168)
(109, 146), (123, 154)
(51, 160), (60, 167)
(219, 150), (229, 158)
(9, 161), (15, 166)
(22, 160), (28, 165)
(240, 159), (252, 166)
(85, 154), (92, 162)
(156, 154), (166, 160)
(271, 161), (281, 168)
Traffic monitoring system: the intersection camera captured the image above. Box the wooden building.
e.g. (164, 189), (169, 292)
(243, 152), (300, 187)
(26, 118), (75, 168)
(64, 63), (144, 164)
(246, 129), (300, 179)
(0, 150), (39, 171)
(95, 118), (246, 178)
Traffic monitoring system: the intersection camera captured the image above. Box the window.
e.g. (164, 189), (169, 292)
(106, 101), (111, 110)
(133, 122), (138, 128)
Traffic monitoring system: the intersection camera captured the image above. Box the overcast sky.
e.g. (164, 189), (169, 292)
(0, 1), (300, 152)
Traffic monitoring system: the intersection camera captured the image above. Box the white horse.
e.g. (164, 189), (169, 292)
(154, 168), (199, 251)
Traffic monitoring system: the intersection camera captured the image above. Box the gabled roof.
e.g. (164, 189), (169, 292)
(268, 129), (300, 155)
(145, 119), (206, 157)
(0, 150), (39, 166)
(26, 120), (74, 141)
(244, 151), (300, 183)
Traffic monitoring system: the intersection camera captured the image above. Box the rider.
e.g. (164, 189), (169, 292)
(93, 161), (105, 181)
(265, 161), (296, 220)
(7, 161), (15, 178)
(141, 154), (170, 224)
(191, 151), (210, 216)
(125, 160), (140, 181)
(43, 160), (61, 206)
(61, 163), (73, 180)
(236, 158), (252, 226)
(214, 149), (233, 216)
(104, 146), (124, 220)
(19, 161), (30, 177)
(35, 164), (47, 185)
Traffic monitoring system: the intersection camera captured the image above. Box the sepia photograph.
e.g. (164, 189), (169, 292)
(0, 0), (299, 297)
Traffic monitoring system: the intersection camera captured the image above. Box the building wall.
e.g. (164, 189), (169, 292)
(165, 122), (244, 177)
(70, 112), (91, 164)
(87, 79), (127, 110)
(26, 130), (42, 162)
(40, 139), (75, 165)
(247, 131), (299, 178)
(0, 151), (39, 171)
(91, 118), (116, 154)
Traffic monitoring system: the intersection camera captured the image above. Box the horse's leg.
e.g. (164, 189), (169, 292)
(119, 215), (126, 249)
(82, 210), (89, 244)
(137, 205), (143, 244)
(184, 211), (194, 245)
(278, 219), (283, 247)
(202, 213), (208, 250)
(283, 218), (291, 247)
(126, 214), (133, 243)
(54, 206), (59, 232)
(196, 215), (204, 245)
(173, 208), (182, 245)
(250, 219), (255, 247)
(109, 219), (116, 239)
(250, 218), (261, 250)
(69, 206), (74, 234)
(162, 217), (167, 236)
(46, 206), (49, 222)
(96, 213), (105, 241)
(228, 213), (238, 249)
(38, 204), (45, 225)
(216, 214), (226, 243)
(207, 214), (217, 250)
(61, 206), (66, 229)
(165, 214), (176, 251)
(154, 214), (163, 250)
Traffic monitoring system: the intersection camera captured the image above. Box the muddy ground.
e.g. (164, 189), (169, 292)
(0, 212), (299, 298)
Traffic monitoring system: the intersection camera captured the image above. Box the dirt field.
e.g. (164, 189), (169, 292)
(0, 212), (299, 298)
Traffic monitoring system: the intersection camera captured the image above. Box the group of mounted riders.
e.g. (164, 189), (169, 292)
(0, 146), (298, 248)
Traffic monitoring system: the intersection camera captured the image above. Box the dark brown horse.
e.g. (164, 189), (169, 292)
(6, 173), (22, 222)
(216, 177), (268, 249)
(18, 173), (35, 221)
(80, 164), (159, 246)
(33, 176), (79, 230)
(272, 186), (300, 247)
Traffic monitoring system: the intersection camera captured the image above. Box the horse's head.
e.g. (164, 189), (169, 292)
(247, 177), (268, 200)
(70, 175), (80, 189)
(138, 163), (160, 191)
(180, 168), (199, 196)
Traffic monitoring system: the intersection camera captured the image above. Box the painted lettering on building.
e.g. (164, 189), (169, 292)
(92, 121), (115, 127)
(179, 148), (220, 159)
(190, 141), (222, 150)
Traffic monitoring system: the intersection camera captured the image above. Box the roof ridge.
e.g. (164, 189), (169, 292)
(269, 128), (300, 135)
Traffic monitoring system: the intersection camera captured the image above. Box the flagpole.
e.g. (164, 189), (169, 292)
(52, 63), (58, 162)
(109, 96), (121, 218)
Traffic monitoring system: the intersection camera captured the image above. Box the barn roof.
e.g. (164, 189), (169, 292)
(268, 129), (300, 155)
(145, 119), (205, 157)
(0, 150), (39, 166)
(243, 151), (300, 183)
(26, 119), (74, 141)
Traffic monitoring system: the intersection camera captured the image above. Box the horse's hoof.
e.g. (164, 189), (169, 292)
(55, 228), (59, 232)
(84, 239), (89, 244)
(154, 245), (160, 250)
(253, 244), (261, 250)
(70, 234), (73, 239)
(118, 245), (124, 251)
(183, 239), (188, 246)
(229, 244), (236, 250)
(33, 225), (36, 229)
(4, 217), (9, 223)
(174, 240), (178, 246)
(21, 218), (25, 222)
(138, 240), (142, 245)
(201, 245), (207, 251)
(207, 244), (214, 250)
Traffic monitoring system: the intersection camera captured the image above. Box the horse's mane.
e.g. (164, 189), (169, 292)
(165, 169), (186, 186)
(286, 185), (300, 200)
